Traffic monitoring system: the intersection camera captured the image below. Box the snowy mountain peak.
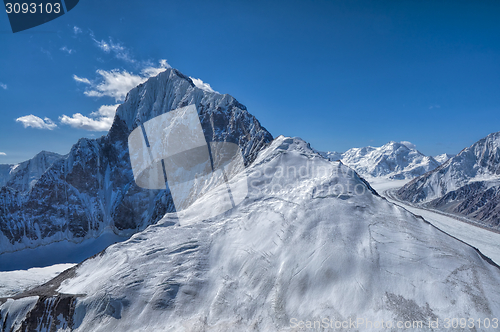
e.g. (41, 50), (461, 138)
(408, 131), (500, 197)
(323, 141), (439, 180)
(468, 131), (500, 175)
(116, 68), (241, 133)
(384, 141), (411, 150)
(0, 150), (63, 192)
(0, 67), (272, 255)
(434, 153), (455, 164)
(271, 135), (314, 154)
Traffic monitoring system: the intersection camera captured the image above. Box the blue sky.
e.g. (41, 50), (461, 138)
(1, 0), (500, 163)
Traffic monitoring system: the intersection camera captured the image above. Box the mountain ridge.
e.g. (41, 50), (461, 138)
(319, 141), (440, 180)
(0, 151), (63, 190)
(398, 131), (500, 228)
(0, 67), (273, 255)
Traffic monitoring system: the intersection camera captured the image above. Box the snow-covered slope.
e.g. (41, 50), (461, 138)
(321, 141), (440, 180)
(1, 136), (499, 332)
(434, 153), (455, 164)
(2, 151), (63, 192)
(316, 150), (342, 161)
(0, 68), (272, 255)
(0, 151), (62, 189)
(0, 264), (75, 298)
(398, 131), (500, 228)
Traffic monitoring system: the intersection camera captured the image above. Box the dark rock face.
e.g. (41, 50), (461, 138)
(18, 295), (78, 332)
(0, 68), (273, 253)
(427, 182), (500, 228)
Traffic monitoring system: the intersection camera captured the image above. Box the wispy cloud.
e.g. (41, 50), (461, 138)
(0, 83), (7, 90)
(93, 37), (135, 63)
(141, 59), (170, 77)
(60, 104), (120, 131)
(429, 105), (441, 110)
(68, 32), (173, 132)
(73, 75), (91, 85)
(94, 39), (110, 52)
(0, 152), (6, 156)
(60, 46), (75, 54)
(73, 26), (82, 35)
(16, 115), (57, 130)
(73, 60), (170, 102)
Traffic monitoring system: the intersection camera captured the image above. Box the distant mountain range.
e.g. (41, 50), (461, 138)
(398, 131), (500, 229)
(319, 141), (440, 180)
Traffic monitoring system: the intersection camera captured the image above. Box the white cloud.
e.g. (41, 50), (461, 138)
(60, 104), (120, 131)
(400, 141), (416, 150)
(0, 152), (6, 156)
(109, 42), (134, 63)
(0, 83), (7, 90)
(190, 77), (217, 93)
(73, 75), (91, 85)
(84, 70), (145, 101)
(95, 39), (110, 52)
(159, 59), (168, 68)
(60, 46), (75, 54)
(73, 26), (82, 35)
(141, 59), (171, 77)
(74, 60), (170, 102)
(429, 105), (441, 110)
(93, 38), (135, 63)
(16, 115), (57, 130)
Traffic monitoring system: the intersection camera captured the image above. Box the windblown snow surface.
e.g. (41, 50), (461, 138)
(1, 137), (500, 331)
(0, 264), (75, 298)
